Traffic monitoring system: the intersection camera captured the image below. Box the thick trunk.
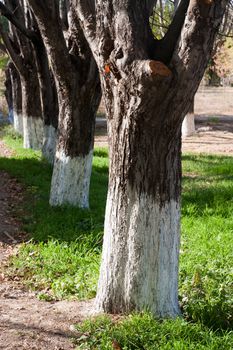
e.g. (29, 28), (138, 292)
(27, 0), (101, 207)
(42, 124), (57, 165)
(21, 76), (43, 150)
(97, 190), (180, 316)
(9, 64), (23, 135)
(182, 99), (195, 137)
(50, 148), (93, 207)
(33, 38), (58, 163)
(49, 85), (98, 207)
(76, 0), (227, 318)
(96, 86), (182, 317)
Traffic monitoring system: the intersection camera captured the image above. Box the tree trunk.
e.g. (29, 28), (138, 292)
(0, 0), (44, 148)
(41, 75), (58, 164)
(49, 80), (98, 207)
(21, 75), (43, 149)
(96, 83), (182, 316)
(75, 0), (227, 317)
(182, 98), (195, 137)
(27, 0), (101, 207)
(9, 63), (23, 135)
(4, 62), (13, 123)
(33, 37), (58, 163)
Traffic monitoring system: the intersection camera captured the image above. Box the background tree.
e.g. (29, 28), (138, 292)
(75, 0), (228, 317)
(0, 0), (59, 161)
(0, 0), (43, 149)
(26, 0), (101, 207)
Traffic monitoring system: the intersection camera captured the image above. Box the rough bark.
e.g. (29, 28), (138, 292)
(21, 74), (43, 149)
(96, 85), (182, 314)
(4, 62), (13, 123)
(0, 0), (44, 149)
(1, 0), (59, 158)
(32, 25), (59, 163)
(9, 62), (23, 134)
(27, 0), (101, 207)
(76, 0), (228, 316)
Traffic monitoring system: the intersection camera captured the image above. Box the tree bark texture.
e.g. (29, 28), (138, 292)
(4, 62), (13, 123)
(32, 28), (59, 163)
(27, 0), (101, 207)
(76, 0), (228, 316)
(9, 62), (23, 134)
(1, 0), (44, 149)
(21, 75), (43, 149)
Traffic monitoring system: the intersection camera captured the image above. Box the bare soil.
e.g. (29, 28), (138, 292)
(0, 94), (233, 349)
(95, 114), (233, 155)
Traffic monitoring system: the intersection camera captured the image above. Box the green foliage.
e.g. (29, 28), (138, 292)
(149, 2), (173, 39)
(0, 55), (8, 70)
(74, 314), (233, 349)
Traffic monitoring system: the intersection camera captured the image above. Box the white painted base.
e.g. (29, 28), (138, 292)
(13, 113), (24, 136)
(49, 149), (93, 207)
(182, 114), (195, 137)
(96, 187), (181, 317)
(42, 125), (57, 164)
(23, 116), (44, 150)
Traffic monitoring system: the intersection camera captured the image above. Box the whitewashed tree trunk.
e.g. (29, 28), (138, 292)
(21, 77), (43, 150)
(49, 149), (93, 207)
(23, 116), (44, 149)
(27, 0), (101, 207)
(96, 186), (181, 317)
(14, 113), (24, 135)
(42, 124), (57, 164)
(182, 113), (195, 137)
(9, 63), (23, 135)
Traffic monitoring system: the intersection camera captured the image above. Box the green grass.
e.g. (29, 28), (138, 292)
(0, 54), (8, 70)
(0, 126), (232, 348)
(0, 126), (108, 299)
(74, 314), (233, 350)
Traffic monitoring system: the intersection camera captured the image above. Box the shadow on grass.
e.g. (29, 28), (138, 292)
(0, 154), (108, 248)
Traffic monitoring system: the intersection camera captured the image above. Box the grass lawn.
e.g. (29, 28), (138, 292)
(0, 126), (232, 349)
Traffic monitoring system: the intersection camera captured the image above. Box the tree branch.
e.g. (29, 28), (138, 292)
(0, 41), (6, 53)
(153, 0), (190, 64)
(0, 2), (38, 42)
(74, 0), (96, 44)
(0, 22), (24, 74)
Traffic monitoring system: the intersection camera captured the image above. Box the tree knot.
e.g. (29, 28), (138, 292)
(149, 61), (172, 77)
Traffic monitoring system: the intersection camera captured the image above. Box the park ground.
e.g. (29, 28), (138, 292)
(0, 87), (233, 349)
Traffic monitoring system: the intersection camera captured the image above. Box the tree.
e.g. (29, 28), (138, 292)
(4, 61), (13, 122)
(27, 0), (101, 207)
(0, 0), (58, 161)
(0, 0), (43, 149)
(3, 60), (22, 127)
(75, 0), (228, 316)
